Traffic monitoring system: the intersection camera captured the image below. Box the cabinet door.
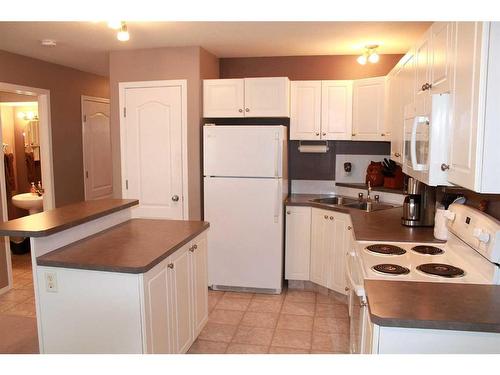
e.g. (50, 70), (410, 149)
(448, 22), (483, 190)
(415, 31), (431, 115)
(143, 263), (173, 354)
(388, 68), (404, 163)
(203, 79), (245, 118)
(310, 209), (333, 288)
(190, 234), (208, 338)
(352, 77), (386, 140)
(327, 213), (349, 294)
(285, 206), (312, 280)
(290, 81), (321, 140)
(430, 22), (455, 94)
(321, 80), (353, 140)
(168, 245), (193, 354)
(244, 77), (290, 117)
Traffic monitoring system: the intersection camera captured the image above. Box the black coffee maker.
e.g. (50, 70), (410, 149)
(401, 177), (436, 227)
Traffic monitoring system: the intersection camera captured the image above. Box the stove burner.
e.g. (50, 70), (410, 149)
(411, 245), (444, 255)
(366, 244), (406, 255)
(372, 264), (410, 275)
(417, 263), (465, 278)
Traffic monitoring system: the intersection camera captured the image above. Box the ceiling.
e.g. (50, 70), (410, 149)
(0, 22), (431, 76)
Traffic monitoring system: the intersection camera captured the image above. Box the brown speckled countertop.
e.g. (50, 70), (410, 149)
(37, 219), (209, 273)
(0, 199), (138, 237)
(365, 280), (500, 333)
(286, 194), (444, 243)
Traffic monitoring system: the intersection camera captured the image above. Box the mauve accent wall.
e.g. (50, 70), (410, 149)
(220, 54), (403, 80)
(0, 50), (110, 207)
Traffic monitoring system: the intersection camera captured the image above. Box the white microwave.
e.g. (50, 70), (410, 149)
(403, 93), (452, 186)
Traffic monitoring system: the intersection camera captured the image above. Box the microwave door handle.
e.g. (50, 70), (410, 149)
(410, 116), (426, 172)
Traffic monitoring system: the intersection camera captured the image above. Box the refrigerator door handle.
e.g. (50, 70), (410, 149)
(274, 180), (280, 223)
(274, 133), (281, 177)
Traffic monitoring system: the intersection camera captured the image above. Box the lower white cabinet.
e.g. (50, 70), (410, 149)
(143, 232), (208, 354)
(285, 206), (311, 280)
(285, 207), (350, 295)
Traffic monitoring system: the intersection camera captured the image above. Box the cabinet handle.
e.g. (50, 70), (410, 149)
(171, 195), (179, 202)
(441, 163), (450, 171)
(238, 108), (243, 113)
(347, 226), (352, 230)
(324, 215), (328, 219)
(286, 211), (291, 215)
(329, 216), (334, 220)
(345, 287), (350, 292)
(421, 83), (427, 91)
(245, 108), (250, 112)
(360, 301), (367, 307)
(167, 263), (174, 269)
(381, 133), (385, 136)
(394, 152), (401, 157)
(351, 133), (356, 137)
(315, 132), (320, 136)
(193, 244), (198, 250)
(322, 132), (326, 136)
(189, 246), (194, 252)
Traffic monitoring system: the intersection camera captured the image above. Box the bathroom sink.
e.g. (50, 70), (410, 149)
(343, 201), (396, 212)
(309, 196), (357, 205)
(12, 193), (44, 214)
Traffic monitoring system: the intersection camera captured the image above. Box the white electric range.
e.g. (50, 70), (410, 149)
(346, 203), (500, 354)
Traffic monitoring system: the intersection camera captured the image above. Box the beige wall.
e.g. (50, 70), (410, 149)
(0, 50), (110, 207)
(220, 54), (403, 80)
(109, 46), (219, 220)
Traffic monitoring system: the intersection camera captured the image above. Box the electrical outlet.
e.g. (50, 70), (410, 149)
(45, 272), (58, 293)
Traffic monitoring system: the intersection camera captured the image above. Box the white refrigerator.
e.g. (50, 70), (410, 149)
(203, 125), (288, 293)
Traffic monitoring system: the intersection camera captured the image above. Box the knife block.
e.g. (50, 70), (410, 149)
(383, 166), (404, 189)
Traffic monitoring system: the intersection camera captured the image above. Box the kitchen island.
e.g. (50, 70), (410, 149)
(0, 199), (210, 354)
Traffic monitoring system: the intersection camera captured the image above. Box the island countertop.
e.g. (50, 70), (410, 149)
(365, 280), (500, 333)
(37, 219), (209, 274)
(286, 194), (443, 243)
(0, 199), (139, 237)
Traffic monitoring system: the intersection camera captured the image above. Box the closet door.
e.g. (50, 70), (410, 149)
(121, 83), (184, 219)
(82, 97), (112, 200)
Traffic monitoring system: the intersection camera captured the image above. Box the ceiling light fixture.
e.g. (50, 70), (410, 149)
(358, 44), (380, 65)
(107, 20), (122, 30)
(117, 23), (130, 42)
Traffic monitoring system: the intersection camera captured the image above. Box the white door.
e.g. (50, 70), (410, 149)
(310, 209), (332, 288)
(321, 80), (353, 140)
(203, 79), (245, 118)
(448, 22), (483, 190)
(244, 77), (290, 117)
(285, 206), (311, 281)
(203, 125), (286, 178)
(190, 234), (208, 337)
(168, 245), (193, 354)
(143, 263), (173, 353)
(430, 22), (455, 94)
(328, 213), (348, 294)
(121, 83), (184, 219)
(82, 98), (112, 200)
(352, 77), (386, 140)
(204, 176), (284, 290)
(290, 81), (321, 140)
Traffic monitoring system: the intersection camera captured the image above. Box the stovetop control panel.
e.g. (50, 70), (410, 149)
(448, 204), (500, 264)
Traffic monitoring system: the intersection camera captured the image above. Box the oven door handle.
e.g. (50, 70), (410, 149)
(346, 250), (365, 298)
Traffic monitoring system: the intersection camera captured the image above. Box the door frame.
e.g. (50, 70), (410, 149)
(0, 81), (55, 294)
(81, 95), (112, 201)
(118, 80), (189, 219)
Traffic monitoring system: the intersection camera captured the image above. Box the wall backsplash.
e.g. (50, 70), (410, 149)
(289, 140), (391, 180)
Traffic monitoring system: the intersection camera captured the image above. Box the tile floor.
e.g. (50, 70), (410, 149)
(0, 252), (36, 318)
(188, 289), (350, 354)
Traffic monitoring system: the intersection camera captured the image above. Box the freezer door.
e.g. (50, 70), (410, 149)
(204, 177), (284, 291)
(203, 125), (286, 178)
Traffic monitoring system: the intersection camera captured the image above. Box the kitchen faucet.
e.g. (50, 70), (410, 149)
(367, 181), (372, 201)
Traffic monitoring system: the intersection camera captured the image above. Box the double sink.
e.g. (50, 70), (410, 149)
(309, 196), (396, 212)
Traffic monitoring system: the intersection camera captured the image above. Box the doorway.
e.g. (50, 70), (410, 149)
(0, 83), (54, 302)
(81, 96), (112, 200)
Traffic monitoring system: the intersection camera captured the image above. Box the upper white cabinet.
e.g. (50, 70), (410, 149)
(203, 77), (290, 118)
(352, 76), (386, 141)
(448, 22), (500, 193)
(290, 81), (322, 140)
(322, 81), (353, 140)
(290, 80), (353, 140)
(430, 22), (455, 94)
(285, 206), (311, 281)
